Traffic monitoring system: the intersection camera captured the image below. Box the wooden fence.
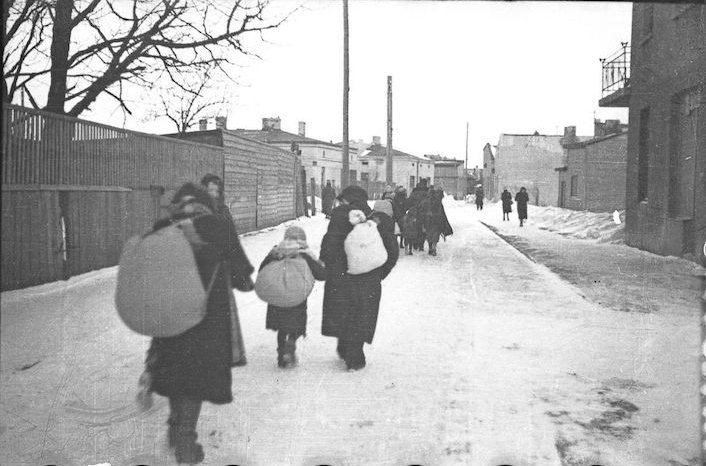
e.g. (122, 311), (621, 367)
(1, 105), (302, 291)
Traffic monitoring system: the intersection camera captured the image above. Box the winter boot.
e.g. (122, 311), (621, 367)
(279, 337), (297, 368)
(174, 432), (204, 465)
(344, 340), (366, 372)
(171, 398), (204, 464)
(336, 339), (346, 360)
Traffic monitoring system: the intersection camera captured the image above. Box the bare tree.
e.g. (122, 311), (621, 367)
(145, 66), (232, 133)
(3, 0), (290, 117)
(3, 0), (52, 107)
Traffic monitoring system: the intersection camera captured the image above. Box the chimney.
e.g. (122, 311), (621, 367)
(298, 121), (306, 137)
(215, 116), (227, 130)
(372, 136), (381, 145)
(262, 117), (281, 131)
(199, 118), (208, 131)
(561, 126), (577, 146)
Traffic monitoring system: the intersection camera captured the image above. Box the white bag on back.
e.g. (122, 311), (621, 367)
(115, 219), (217, 338)
(344, 209), (388, 275)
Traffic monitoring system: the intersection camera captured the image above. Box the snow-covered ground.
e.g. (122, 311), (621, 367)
(1, 199), (702, 466)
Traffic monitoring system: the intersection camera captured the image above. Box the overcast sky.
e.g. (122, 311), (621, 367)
(96, 0), (633, 169)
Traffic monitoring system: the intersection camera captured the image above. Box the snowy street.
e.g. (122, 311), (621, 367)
(1, 199), (701, 466)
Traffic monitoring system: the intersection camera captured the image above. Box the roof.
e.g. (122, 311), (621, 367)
(233, 128), (341, 149)
(562, 131), (627, 149)
(434, 159), (465, 166)
(359, 143), (431, 162)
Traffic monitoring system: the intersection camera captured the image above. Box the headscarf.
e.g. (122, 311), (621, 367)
(274, 225), (309, 257)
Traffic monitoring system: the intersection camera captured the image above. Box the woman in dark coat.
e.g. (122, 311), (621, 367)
(261, 226), (326, 368)
(320, 185), (399, 371)
(392, 186), (407, 248)
(419, 188), (453, 256)
(200, 174), (254, 366)
(321, 181), (336, 219)
(501, 188), (513, 221)
(515, 186), (530, 227)
(146, 183), (250, 464)
(474, 185), (484, 210)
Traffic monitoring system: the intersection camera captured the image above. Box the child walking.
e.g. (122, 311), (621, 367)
(259, 226), (326, 368)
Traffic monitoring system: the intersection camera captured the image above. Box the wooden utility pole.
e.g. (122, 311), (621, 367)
(465, 121), (469, 169)
(341, 0), (350, 187)
(386, 76), (393, 185)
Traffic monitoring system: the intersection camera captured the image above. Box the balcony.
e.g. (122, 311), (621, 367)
(599, 42), (631, 107)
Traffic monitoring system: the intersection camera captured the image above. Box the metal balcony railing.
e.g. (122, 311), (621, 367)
(600, 42), (630, 98)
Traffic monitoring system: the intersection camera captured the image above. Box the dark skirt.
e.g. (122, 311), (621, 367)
(266, 305), (307, 337)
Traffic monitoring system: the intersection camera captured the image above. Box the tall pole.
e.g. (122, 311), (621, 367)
(386, 76), (393, 185)
(341, 0), (350, 188)
(465, 121), (469, 169)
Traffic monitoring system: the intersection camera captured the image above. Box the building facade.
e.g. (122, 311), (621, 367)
(236, 117), (352, 195)
(494, 132), (567, 207)
(557, 121), (628, 212)
(605, 4), (705, 260)
(482, 143), (497, 200)
(356, 137), (434, 194)
(428, 157), (466, 199)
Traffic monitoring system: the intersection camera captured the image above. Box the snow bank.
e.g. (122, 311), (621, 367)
(480, 200), (626, 244)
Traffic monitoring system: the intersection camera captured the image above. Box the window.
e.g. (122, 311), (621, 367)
(362, 161), (369, 166)
(638, 107), (650, 202)
(570, 175), (578, 196)
(312, 161), (317, 166)
(361, 173), (369, 182)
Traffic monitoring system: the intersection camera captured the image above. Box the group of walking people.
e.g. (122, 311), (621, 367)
(137, 177), (399, 464)
(501, 186), (530, 226)
(378, 179), (454, 257)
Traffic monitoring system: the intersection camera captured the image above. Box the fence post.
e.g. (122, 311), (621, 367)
(301, 168), (309, 217)
(310, 178), (316, 215)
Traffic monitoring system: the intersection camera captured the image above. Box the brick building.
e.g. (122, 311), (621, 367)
(601, 4), (705, 260)
(494, 132), (572, 207)
(556, 120), (628, 212)
(482, 143), (497, 200)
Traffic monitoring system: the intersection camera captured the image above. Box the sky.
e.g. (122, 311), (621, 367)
(90, 0), (633, 169)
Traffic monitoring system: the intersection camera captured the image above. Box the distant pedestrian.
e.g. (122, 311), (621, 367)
(515, 186), (529, 227)
(474, 185), (484, 210)
(392, 186), (407, 248)
(260, 226), (326, 368)
(381, 184), (395, 202)
(145, 183), (247, 464)
(320, 186), (399, 371)
(501, 188), (513, 221)
(402, 205), (420, 255)
(322, 181), (336, 219)
(200, 174), (254, 366)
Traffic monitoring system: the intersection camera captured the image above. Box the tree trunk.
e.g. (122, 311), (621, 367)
(45, 0), (73, 114)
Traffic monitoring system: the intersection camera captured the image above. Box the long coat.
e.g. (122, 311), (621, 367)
(515, 190), (529, 220)
(261, 250), (326, 337)
(501, 190), (513, 213)
(215, 202), (253, 366)
(419, 192), (453, 244)
(147, 209), (248, 404)
(322, 186), (336, 217)
(320, 204), (399, 344)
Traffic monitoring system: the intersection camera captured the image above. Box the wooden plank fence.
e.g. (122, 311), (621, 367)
(1, 105), (302, 291)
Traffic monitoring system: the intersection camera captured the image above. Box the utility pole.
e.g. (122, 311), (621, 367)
(465, 121), (469, 169)
(341, 0), (350, 188)
(386, 76), (393, 185)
